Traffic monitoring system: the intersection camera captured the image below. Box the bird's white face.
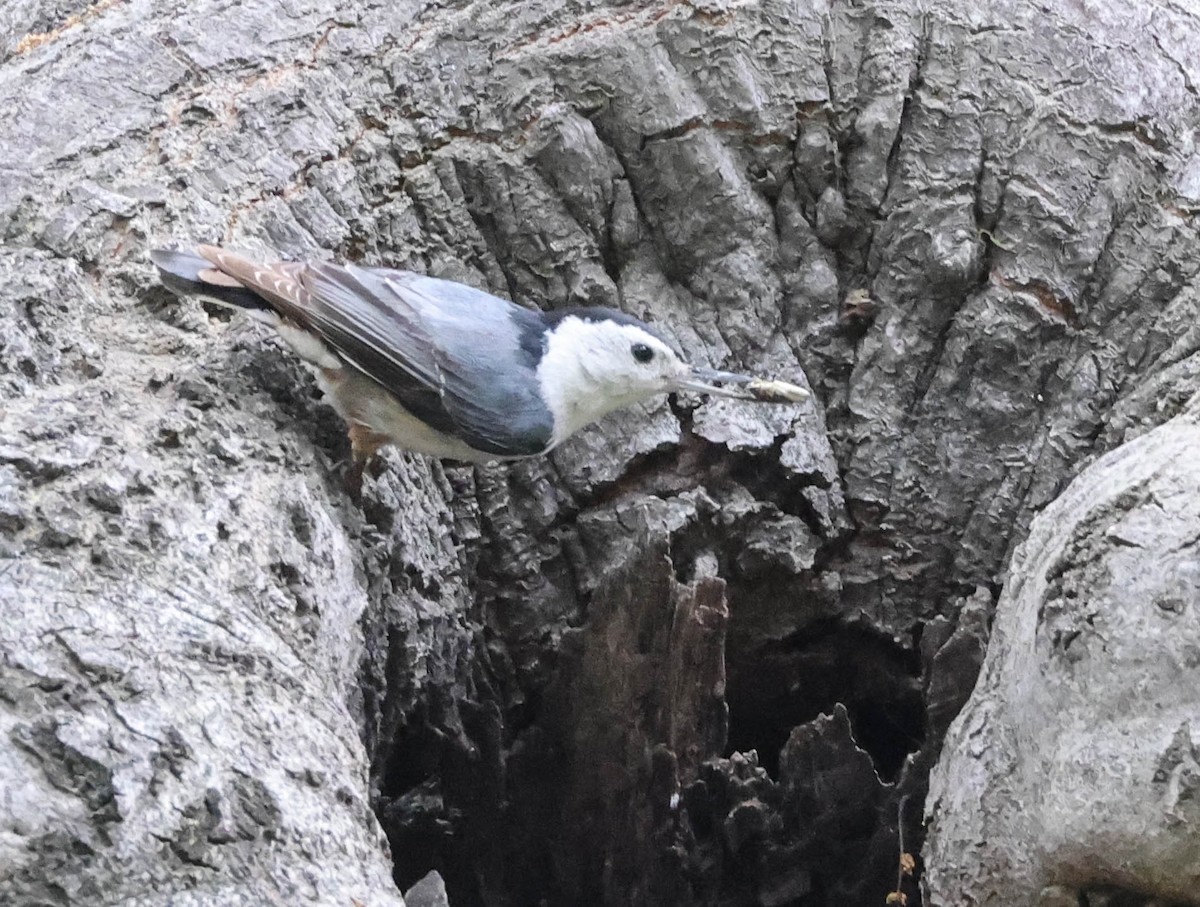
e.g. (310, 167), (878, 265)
(537, 315), (758, 446)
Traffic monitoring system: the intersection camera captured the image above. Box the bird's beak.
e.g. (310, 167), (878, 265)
(676, 366), (812, 404)
(676, 366), (761, 400)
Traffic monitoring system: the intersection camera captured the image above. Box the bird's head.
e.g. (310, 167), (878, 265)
(536, 309), (798, 446)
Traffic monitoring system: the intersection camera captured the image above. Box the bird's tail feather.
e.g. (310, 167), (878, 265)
(149, 248), (269, 312)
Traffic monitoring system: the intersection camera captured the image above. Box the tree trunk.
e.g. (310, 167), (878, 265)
(925, 401), (1200, 905)
(2, 0), (1198, 905)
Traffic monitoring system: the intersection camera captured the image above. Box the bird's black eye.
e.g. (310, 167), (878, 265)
(632, 343), (654, 364)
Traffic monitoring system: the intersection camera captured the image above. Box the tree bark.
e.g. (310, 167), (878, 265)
(2, 0), (1199, 905)
(926, 400), (1200, 905)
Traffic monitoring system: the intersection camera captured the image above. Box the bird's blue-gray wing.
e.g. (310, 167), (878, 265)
(300, 264), (554, 457)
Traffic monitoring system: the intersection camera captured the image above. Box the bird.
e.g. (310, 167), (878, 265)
(150, 245), (808, 467)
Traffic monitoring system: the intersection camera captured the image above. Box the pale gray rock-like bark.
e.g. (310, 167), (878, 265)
(405, 871), (451, 907)
(925, 401), (1200, 905)
(2, 0), (1200, 905)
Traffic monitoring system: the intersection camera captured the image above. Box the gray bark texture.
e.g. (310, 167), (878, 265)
(0, 0), (1198, 905)
(925, 399), (1200, 906)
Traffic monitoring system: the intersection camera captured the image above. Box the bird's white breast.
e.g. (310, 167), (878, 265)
(318, 368), (495, 461)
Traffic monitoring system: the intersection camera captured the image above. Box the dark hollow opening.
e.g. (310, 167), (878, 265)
(376, 719), (479, 902)
(725, 621), (925, 781)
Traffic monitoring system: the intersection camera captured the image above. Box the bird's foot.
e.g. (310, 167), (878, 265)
(345, 423), (388, 499)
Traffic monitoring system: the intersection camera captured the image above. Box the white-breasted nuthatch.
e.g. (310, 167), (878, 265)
(151, 245), (809, 463)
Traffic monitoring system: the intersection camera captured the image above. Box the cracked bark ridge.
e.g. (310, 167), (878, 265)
(926, 400), (1200, 906)
(4, 0), (1200, 905)
(0, 259), (406, 904)
(531, 536), (731, 905)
